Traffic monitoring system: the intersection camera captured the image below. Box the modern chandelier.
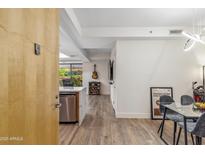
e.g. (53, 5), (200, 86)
(182, 9), (205, 51)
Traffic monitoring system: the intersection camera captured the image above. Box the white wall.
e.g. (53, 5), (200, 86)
(114, 39), (204, 118)
(83, 60), (110, 95)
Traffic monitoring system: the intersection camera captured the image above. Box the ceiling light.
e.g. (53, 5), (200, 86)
(182, 31), (205, 44)
(184, 39), (196, 52)
(60, 53), (70, 58)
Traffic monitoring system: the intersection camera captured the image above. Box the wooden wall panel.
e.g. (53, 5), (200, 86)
(0, 9), (59, 145)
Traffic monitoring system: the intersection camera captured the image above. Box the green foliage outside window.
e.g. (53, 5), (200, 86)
(59, 64), (83, 87)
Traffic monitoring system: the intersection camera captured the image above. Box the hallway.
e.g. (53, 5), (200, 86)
(59, 95), (194, 145)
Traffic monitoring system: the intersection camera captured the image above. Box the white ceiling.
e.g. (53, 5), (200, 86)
(74, 8), (205, 27)
(60, 8), (205, 62)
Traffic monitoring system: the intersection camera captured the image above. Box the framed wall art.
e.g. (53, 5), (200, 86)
(150, 87), (173, 120)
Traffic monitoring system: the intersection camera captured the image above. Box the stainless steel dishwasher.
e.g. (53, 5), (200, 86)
(59, 93), (77, 123)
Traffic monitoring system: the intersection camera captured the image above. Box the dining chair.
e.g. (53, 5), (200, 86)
(181, 95), (195, 106)
(176, 112), (205, 145)
(179, 95), (196, 144)
(157, 95), (174, 133)
(158, 95), (183, 144)
(181, 95), (195, 121)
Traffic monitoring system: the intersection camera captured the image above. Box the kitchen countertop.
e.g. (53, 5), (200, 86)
(59, 87), (86, 92)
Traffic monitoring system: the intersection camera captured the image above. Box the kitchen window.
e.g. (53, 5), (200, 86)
(59, 63), (83, 87)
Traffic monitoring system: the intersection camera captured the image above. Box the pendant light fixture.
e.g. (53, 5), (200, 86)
(184, 38), (196, 52)
(182, 9), (205, 51)
(182, 31), (205, 44)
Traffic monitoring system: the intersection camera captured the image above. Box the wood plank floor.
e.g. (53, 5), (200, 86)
(59, 95), (204, 145)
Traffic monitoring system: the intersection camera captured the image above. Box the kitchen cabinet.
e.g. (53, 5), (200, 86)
(78, 90), (87, 124)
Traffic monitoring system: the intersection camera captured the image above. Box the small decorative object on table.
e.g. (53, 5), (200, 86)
(192, 81), (205, 102)
(193, 102), (205, 111)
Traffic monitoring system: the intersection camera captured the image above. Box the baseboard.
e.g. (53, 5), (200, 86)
(115, 112), (150, 119)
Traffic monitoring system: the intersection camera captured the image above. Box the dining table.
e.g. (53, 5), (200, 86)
(160, 103), (202, 145)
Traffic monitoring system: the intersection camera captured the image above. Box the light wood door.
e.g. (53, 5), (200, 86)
(0, 9), (59, 144)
